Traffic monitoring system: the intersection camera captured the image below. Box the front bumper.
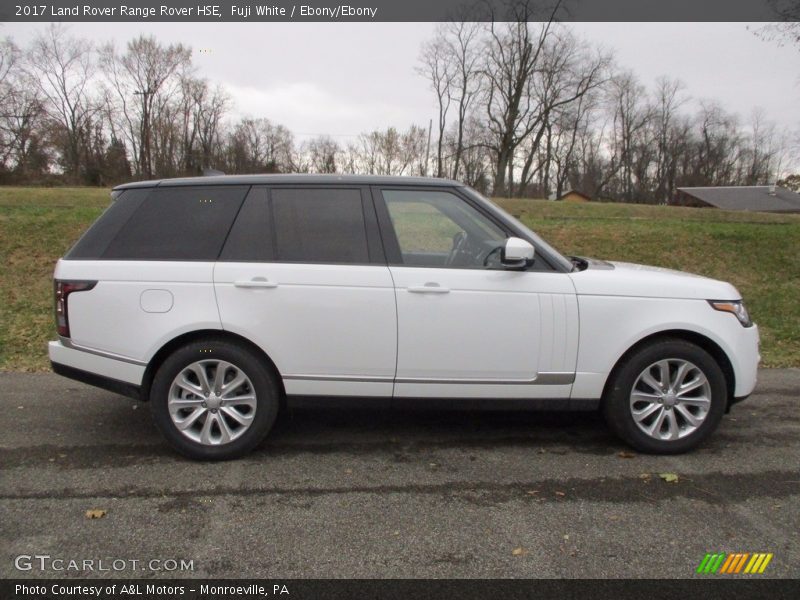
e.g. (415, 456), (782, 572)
(730, 323), (760, 399)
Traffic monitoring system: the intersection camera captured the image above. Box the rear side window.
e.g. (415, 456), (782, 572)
(66, 188), (150, 259)
(103, 186), (249, 261)
(272, 188), (369, 264)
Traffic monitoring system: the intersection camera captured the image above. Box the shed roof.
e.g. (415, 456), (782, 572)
(676, 186), (800, 213)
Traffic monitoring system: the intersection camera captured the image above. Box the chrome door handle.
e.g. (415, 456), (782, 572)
(234, 278), (278, 289)
(407, 283), (450, 294)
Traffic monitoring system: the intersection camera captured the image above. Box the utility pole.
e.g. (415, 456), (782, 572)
(134, 88), (154, 178)
(424, 118), (432, 177)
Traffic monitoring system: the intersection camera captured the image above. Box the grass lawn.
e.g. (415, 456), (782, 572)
(0, 186), (798, 371)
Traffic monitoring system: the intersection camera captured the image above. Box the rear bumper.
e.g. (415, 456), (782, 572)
(48, 340), (145, 399)
(51, 362), (142, 400)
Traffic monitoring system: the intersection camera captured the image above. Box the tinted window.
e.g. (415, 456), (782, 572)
(219, 187), (273, 262)
(382, 190), (506, 268)
(66, 188), (150, 259)
(272, 188), (369, 264)
(103, 186), (249, 260)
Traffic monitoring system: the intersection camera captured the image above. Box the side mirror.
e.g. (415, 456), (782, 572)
(502, 237), (535, 269)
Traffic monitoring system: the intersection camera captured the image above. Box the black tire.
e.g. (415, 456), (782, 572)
(150, 339), (280, 460)
(602, 338), (727, 454)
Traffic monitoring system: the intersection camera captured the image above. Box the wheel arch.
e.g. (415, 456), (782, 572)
(600, 329), (736, 409)
(140, 329), (286, 404)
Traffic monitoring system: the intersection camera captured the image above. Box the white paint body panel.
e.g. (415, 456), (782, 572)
(568, 262), (760, 398)
(48, 340), (145, 385)
(213, 262), (397, 397)
(389, 267), (578, 398)
(51, 255), (760, 403)
(54, 260), (221, 364)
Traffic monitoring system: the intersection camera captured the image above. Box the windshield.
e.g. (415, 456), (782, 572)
(462, 187), (574, 272)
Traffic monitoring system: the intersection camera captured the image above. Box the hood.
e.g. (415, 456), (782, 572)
(568, 259), (740, 300)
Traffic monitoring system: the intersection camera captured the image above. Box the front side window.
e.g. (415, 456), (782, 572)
(382, 189), (507, 268)
(271, 188), (369, 264)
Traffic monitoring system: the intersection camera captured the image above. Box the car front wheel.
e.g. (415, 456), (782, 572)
(603, 338), (728, 454)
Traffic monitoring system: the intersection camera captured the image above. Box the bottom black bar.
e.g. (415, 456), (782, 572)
(3, 579), (799, 600)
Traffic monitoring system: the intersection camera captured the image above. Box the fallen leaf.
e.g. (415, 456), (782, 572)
(85, 509), (106, 519)
(618, 451), (636, 458)
(512, 547), (528, 556)
(659, 473), (679, 483)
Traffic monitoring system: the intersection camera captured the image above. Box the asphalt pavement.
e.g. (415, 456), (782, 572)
(1, 369), (798, 579)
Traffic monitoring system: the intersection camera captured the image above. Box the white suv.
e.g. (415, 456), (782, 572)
(49, 175), (760, 459)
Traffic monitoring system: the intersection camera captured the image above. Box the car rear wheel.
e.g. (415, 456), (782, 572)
(150, 339), (280, 460)
(602, 338), (727, 454)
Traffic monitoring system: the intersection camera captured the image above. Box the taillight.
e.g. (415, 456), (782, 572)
(54, 280), (97, 338)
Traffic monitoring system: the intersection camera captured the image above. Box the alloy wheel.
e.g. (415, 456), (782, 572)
(629, 358), (712, 441)
(168, 360), (257, 445)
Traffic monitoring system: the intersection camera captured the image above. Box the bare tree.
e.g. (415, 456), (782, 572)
(100, 35), (191, 178)
(304, 135), (340, 173)
(357, 126), (428, 175)
(692, 101), (744, 186)
(516, 29), (611, 197)
(442, 20), (483, 180)
(0, 39), (48, 178)
(25, 25), (97, 182)
(597, 71), (653, 201)
(224, 117), (295, 173)
(482, 1), (565, 195)
(418, 34), (453, 177)
(753, 2), (800, 51)
(652, 77), (687, 203)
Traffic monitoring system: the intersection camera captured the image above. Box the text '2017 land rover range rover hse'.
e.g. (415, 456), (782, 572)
(49, 175), (760, 459)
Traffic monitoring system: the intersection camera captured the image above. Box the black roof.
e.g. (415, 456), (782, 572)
(114, 173), (463, 191)
(677, 186), (800, 213)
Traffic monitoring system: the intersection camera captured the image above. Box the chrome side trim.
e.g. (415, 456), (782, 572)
(58, 337), (147, 366)
(282, 374), (393, 383)
(282, 372), (575, 385)
(396, 372), (575, 385)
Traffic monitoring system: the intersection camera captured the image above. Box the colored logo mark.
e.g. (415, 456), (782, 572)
(696, 552), (773, 574)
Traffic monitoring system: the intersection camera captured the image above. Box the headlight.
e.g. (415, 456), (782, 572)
(708, 300), (753, 327)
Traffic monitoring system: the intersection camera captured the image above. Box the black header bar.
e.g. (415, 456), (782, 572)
(2, 0), (798, 23)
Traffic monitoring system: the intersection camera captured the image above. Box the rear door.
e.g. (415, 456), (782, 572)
(213, 185), (397, 397)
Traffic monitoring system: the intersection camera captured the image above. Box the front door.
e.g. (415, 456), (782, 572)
(375, 187), (578, 399)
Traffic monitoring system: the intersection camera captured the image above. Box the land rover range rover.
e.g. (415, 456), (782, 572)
(49, 175), (759, 459)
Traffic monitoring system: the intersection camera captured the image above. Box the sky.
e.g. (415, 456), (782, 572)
(4, 21), (799, 145)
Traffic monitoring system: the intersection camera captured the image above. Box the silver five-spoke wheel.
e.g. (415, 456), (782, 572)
(168, 360), (257, 445)
(629, 358), (711, 441)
